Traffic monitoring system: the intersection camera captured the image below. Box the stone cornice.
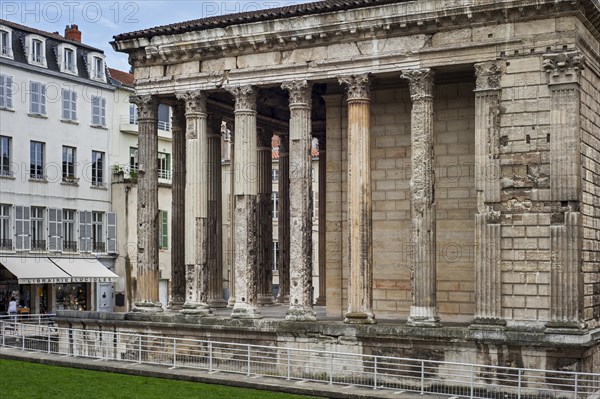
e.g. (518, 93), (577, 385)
(114, 0), (587, 68)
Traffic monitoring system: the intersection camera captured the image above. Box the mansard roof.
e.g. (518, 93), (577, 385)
(113, 0), (404, 41)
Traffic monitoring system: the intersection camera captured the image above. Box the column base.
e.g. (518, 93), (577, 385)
(207, 298), (228, 309)
(276, 294), (290, 305)
(408, 307), (440, 327)
(469, 317), (507, 329)
(230, 302), (262, 319)
(258, 295), (275, 306)
(285, 306), (317, 321)
(545, 320), (587, 335)
(167, 299), (185, 311)
(131, 301), (164, 313)
(344, 311), (376, 324)
(227, 297), (236, 308)
(315, 296), (326, 306)
(180, 302), (212, 316)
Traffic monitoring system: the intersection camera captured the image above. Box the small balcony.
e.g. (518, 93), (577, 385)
(93, 242), (105, 253)
(0, 238), (12, 250)
(119, 115), (172, 137)
(63, 241), (77, 252)
(31, 240), (46, 251)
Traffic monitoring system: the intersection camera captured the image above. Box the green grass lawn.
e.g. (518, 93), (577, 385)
(0, 358), (320, 399)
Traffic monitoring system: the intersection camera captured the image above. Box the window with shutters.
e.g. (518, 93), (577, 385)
(30, 141), (44, 179)
(79, 211), (92, 253)
(0, 204), (11, 250)
(272, 192), (278, 220)
(91, 151), (105, 187)
(15, 206), (30, 251)
(31, 207), (45, 250)
(106, 212), (116, 254)
(91, 96), (106, 126)
(92, 212), (104, 253)
(159, 210), (168, 249)
(63, 209), (76, 251)
(0, 74), (12, 109)
(48, 208), (62, 252)
(0, 135), (11, 176)
(61, 89), (77, 121)
(29, 81), (46, 115)
(62, 146), (76, 182)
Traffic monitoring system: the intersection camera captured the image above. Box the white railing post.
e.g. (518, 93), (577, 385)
(21, 323), (25, 350)
(374, 356), (378, 390)
(329, 352), (333, 385)
(47, 326), (51, 353)
(209, 342), (213, 372)
(247, 345), (251, 376)
(574, 373), (578, 398)
(287, 348), (291, 380)
(173, 338), (177, 368)
(470, 364), (474, 398)
(72, 329), (76, 356)
(138, 335), (142, 364)
(420, 360), (425, 394)
(1, 322), (4, 347)
(517, 369), (522, 399)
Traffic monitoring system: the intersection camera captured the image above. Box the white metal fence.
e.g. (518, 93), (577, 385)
(1, 318), (598, 399)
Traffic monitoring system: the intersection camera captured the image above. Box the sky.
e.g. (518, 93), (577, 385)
(1, 0), (313, 71)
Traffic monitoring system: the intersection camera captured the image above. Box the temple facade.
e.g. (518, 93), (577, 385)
(108, 0), (600, 371)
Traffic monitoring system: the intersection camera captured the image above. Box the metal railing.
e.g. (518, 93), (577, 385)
(1, 320), (598, 398)
(0, 238), (12, 250)
(31, 240), (46, 250)
(63, 241), (77, 251)
(121, 115), (171, 131)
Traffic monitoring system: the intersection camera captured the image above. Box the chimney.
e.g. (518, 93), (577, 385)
(65, 24), (81, 42)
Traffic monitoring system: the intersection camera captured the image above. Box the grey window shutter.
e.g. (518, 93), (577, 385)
(101, 97), (106, 126)
(79, 210), (91, 252)
(48, 208), (62, 252)
(6, 76), (12, 109)
(40, 84), (46, 115)
(15, 206), (31, 251)
(106, 212), (116, 254)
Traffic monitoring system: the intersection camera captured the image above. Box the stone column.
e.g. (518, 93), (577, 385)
(315, 137), (327, 306)
(169, 102), (186, 310)
(276, 135), (291, 304)
(473, 61), (504, 326)
(282, 80), (316, 321)
(338, 74), (375, 324)
(207, 112), (227, 308)
(227, 85), (261, 319)
(227, 122), (236, 307)
(543, 51), (584, 330)
(401, 68), (439, 326)
(176, 90), (210, 316)
(257, 128), (274, 305)
(130, 94), (162, 313)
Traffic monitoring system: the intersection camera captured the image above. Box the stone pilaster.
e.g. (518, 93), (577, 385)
(543, 51), (585, 331)
(282, 80), (316, 321)
(130, 94), (163, 313)
(257, 128), (274, 305)
(227, 121), (236, 308)
(473, 61), (504, 326)
(338, 74), (375, 324)
(207, 112), (227, 308)
(401, 68), (438, 326)
(176, 90), (211, 316)
(315, 138), (327, 306)
(227, 85), (262, 319)
(276, 135), (291, 304)
(168, 102), (186, 310)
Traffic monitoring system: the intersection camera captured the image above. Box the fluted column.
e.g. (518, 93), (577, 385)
(227, 122), (236, 307)
(472, 61), (504, 326)
(176, 91), (211, 316)
(282, 80), (316, 321)
(207, 112), (227, 307)
(130, 95), (162, 313)
(544, 51), (584, 330)
(338, 74), (375, 324)
(169, 102), (186, 310)
(257, 129), (274, 305)
(402, 68), (439, 326)
(228, 85), (261, 319)
(276, 135), (291, 304)
(315, 137), (327, 306)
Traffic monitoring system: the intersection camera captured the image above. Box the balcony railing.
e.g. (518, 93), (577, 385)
(0, 168), (13, 177)
(0, 238), (12, 250)
(158, 169), (171, 180)
(63, 241), (77, 252)
(31, 240), (46, 250)
(93, 242), (105, 253)
(121, 115), (171, 131)
(91, 180), (106, 188)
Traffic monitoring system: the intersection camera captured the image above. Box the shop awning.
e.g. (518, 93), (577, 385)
(1, 257), (71, 284)
(49, 258), (118, 283)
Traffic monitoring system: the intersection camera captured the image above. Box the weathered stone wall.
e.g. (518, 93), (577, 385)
(579, 54), (600, 330)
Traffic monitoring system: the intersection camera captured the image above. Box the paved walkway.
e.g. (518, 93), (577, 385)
(0, 347), (444, 399)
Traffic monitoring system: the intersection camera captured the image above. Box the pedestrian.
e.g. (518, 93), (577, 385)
(8, 297), (17, 325)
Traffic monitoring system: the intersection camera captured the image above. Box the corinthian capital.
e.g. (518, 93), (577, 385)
(338, 73), (372, 101)
(282, 80), (311, 105)
(175, 90), (206, 115)
(226, 85), (256, 112)
(401, 68), (434, 101)
(475, 61), (502, 91)
(543, 51), (584, 84)
(129, 95), (158, 120)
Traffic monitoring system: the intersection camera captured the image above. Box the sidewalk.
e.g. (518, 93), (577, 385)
(0, 347), (443, 399)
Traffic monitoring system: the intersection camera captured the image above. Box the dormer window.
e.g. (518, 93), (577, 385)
(87, 52), (106, 82)
(32, 39), (43, 63)
(94, 57), (104, 79)
(64, 48), (74, 71)
(0, 28), (13, 59)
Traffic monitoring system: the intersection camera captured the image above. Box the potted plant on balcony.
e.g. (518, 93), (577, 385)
(63, 175), (79, 184)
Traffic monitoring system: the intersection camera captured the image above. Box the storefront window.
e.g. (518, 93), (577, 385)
(56, 283), (87, 311)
